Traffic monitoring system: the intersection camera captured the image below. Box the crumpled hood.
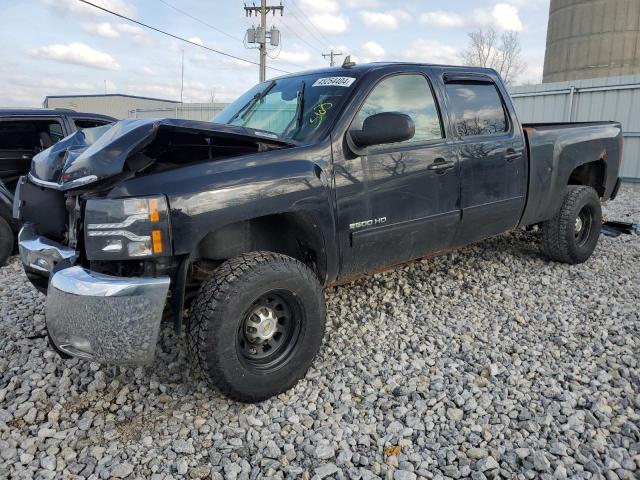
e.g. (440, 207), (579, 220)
(29, 118), (292, 190)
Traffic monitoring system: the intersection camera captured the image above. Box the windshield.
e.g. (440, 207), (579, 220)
(213, 73), (359, 144)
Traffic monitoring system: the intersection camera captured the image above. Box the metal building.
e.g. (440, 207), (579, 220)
(543, 0), (640, 83)
(510, 74), (640, 180)
(43, 94), (181, 120)
(129, 102), (229, 121)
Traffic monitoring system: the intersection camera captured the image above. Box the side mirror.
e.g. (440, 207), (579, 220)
(348, 112), (415, 149)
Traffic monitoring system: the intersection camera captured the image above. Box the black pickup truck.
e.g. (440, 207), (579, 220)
(14, 63), (622, 402)
(0, 109), (114, 264)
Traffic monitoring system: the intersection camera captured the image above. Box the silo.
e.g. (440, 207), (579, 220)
(543, 0), (640, 82)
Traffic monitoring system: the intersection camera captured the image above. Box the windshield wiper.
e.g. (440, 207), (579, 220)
(283, 80), (305, 138)
(227, 80), (276, 124)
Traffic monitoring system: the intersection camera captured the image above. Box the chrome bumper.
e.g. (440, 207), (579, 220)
(18, 224), (77, 273)
(46, 267), (170, 364)
(18, 225), (170, 365)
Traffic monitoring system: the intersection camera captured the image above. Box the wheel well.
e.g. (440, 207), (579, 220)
(193, 212), (327, 283)
(568, 160), (605, 197)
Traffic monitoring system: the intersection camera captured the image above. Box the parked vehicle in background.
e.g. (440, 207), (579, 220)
(14, 63), (622, 402)
(0, 109), (115, 264)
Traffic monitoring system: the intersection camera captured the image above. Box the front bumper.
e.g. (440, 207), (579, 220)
(18, 225), (170, 364)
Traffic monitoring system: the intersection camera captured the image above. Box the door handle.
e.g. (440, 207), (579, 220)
(21, 154), (32, 160)
(505, 149), (521, 163)
(428, 158), (455, 173)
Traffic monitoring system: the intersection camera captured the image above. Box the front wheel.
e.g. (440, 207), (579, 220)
(541, 186), (602, 264)
(187, 252), (326, 402)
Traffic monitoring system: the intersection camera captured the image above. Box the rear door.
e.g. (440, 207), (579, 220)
(333, 68), (461, 276)
(441, 74), (527, 245)
(0, 117), (65, 192)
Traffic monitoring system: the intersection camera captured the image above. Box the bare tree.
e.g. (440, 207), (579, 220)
(461, 27), (526, 85)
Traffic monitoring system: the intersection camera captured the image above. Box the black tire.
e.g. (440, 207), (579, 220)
(0, 216), (14, 267)
(187, 251), (326, 403)
(541, 186), (602, 264)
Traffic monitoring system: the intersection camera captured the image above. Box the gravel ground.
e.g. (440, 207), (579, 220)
(1, 186), (638, 480)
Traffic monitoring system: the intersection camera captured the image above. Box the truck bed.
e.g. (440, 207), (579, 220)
(519, 121), (623, 226)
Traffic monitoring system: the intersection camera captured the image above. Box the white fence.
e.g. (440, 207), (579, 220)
(510, 75), (640, 180)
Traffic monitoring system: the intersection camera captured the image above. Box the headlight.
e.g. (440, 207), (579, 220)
(84, 195), (172, 260)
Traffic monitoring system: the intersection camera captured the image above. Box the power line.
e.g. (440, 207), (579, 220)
(157, 0), (242, 43)
(275, 16), (324, 54)
(77, 0), (292, 74)
(287, 0), (332, 50)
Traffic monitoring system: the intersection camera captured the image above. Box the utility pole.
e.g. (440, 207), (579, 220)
(322, 50), (343, 67)
(180, 49), (184, 103)
(244, 1), (283, 82)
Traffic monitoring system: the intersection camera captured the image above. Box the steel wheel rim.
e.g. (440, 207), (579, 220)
(574, 205), (594, 247)
(236, 291), (302, 372)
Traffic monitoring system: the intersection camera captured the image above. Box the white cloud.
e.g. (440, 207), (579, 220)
(298, 0), (340, 14)
(419, 4), (523, 32)
(402, 39), (462, 65)
(345, 0), (381, 7)
(390, 9), (411, 22)
(84, 22), (119, 38)
(46, 0), (137, 18)
(27, 42), (120, 71)
(83, 22), (150, 45)
(360, 11), (399, 30)
(309, 13), (349, 34)
(362, 41), (385, 60)
(117, 23), (151, 45)
(276, 49), (313, 66)
(0, 72), (104, 106)
(489, 4), (524, 31)
(419, 11), (466, 28)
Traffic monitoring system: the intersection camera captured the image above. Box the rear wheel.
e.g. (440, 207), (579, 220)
(541, 186), (602, 264)
(187, 252), (326, 402)
(0, 216), (14, 266)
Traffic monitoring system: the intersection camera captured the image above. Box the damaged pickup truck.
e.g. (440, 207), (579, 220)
(14, 63), (623, 402)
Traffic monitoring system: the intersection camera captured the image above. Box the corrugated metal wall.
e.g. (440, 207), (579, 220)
(510, 74), (640, 180)
(45, 95), (181, 120)
(129, 103), (229, 121)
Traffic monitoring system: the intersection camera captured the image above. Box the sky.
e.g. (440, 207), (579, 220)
(0, 0), (551, 107)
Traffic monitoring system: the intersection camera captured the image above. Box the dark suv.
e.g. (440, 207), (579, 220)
(0, 109), (115, 264)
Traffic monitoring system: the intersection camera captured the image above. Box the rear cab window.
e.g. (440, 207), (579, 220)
(73, 118), (113, 130)
(444, 81), (508, 137)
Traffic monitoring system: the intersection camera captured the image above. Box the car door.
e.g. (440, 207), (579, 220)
(333, 69), (461, 276)
(441, 74), (527, 245)
(0, 117), (66, 192)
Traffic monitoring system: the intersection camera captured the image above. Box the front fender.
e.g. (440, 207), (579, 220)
(109, 153), (338, 281)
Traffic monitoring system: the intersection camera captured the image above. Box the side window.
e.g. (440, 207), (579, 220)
(74, 119), (112, 130)
(352, 74), (443, 143)
(49, 122), (65, 143)
(0, 119), (64, 151)
(445, 81), (508, 137)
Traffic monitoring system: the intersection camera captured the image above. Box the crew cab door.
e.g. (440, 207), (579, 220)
(332, 69), (461, 276)
(441, 73), (527, 245)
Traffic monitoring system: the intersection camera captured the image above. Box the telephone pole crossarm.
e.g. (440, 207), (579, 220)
(322, 50), (343, 67)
